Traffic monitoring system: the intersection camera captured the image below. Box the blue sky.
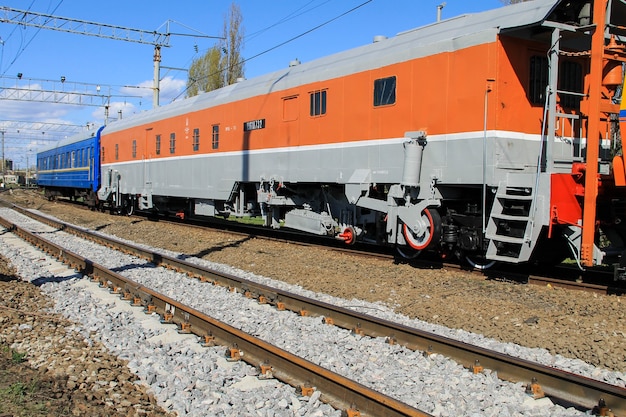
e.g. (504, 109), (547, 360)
(0, 0), (504, 167)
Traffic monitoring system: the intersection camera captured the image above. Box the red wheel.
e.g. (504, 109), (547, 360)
(402, 208), (441, 251)
(338, 226), (356, 245)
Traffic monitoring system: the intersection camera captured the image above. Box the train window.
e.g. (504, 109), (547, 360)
(529, 55), (549, 105)
(115, 144), (119, 161)
(212, 125), (219, 150)
(132, 140), (137, 158)
(309, 90), (327, 116)
(559, 61), (583, 109)
(169, 133), (176, 154)
(155, 134), (161, 155)
(193, 128), (200, 152)
(374, 76), (396, 106)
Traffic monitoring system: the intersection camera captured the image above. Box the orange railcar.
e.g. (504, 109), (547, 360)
(97, 0), (626, 271)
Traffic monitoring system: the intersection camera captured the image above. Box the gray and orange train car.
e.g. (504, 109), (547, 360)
(95, 0), (626, 271)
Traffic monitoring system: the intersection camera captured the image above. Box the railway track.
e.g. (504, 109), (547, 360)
(0, 207), (428, 417)
(45, 199), (626, 297)
(1, 204), (624, 415)
(34, 194), (626, 295)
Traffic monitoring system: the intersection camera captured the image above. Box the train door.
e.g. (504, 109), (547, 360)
(141, 127), (154, 210)
(143, 128), (153, 189)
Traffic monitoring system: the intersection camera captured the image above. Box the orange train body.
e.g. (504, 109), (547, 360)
(74, 0), (626, 269)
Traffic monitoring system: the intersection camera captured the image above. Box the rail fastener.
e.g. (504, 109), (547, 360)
(276, 301), (286, 311)
(132, 297), (143, 307)
(297, 383), (315, 397)
(323, 317), (335, 325)
(259, 362), (274, 379)
(470, 360), (484, 374)
(525, 377), (545, 399)
(201, 333), (215, 347)
(225, 345), (242, 361)
(178, 322), (191, 334)
(144, 304), (157, 314)
(592, 398), (614, 417)
(160, 311), (174, 324)
(422, 345), (434, 357)
(258, 295), (269, 304)
(351, 324), (365, 336)
(344, 407), (362, 417)
(385, 334), (397, 345)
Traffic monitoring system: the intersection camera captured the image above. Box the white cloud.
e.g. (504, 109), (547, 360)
(0, 98), (77, 121)
(92, 100), (137, 123)
(123, 76), (186, 105)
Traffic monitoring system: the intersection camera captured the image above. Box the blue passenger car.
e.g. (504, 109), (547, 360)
(36, 126), (103, 208)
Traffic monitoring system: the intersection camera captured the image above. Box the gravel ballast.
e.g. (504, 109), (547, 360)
(6, 190), (624, 375)
(1, 203), (624, 415)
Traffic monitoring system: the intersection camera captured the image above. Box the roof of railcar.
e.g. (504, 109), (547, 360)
(103, 0), (560, 134)
(37, 127), (101, 155)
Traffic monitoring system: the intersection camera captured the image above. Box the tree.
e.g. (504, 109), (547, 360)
(187, 2), (245, 97)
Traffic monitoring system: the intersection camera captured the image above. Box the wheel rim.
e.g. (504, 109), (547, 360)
(402, 208), (439, 251)
(339, 226), (355, 245)
(464, 255), (496, 270)
(396, 246), (422, 259)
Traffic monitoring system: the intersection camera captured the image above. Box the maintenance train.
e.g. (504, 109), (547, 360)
(37, 0), (626, 272)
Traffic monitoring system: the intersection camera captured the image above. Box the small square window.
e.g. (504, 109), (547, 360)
(309, 90), (327, 116)
(374, 76), (396, 106)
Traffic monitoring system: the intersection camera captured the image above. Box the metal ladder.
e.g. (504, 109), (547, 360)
(485, 181), (539, 263)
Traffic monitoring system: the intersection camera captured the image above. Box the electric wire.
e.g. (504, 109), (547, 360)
(1, 0), (65, 77)
(176, 0), (372, 101)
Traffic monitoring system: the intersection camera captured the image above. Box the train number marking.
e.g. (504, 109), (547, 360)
(244, 119), (265, 131)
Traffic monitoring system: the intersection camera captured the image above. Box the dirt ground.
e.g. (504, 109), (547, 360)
(1, 189), (625, 377)
(0, 257), (175, 417)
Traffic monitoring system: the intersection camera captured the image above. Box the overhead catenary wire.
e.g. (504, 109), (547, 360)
(176, 0), (372, 101)
(1, 0), (64, 77)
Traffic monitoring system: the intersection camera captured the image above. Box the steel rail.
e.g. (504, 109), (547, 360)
(34, 196), (626, 295)
(4, 205), (626, 415)
(0, 214), (432, 417)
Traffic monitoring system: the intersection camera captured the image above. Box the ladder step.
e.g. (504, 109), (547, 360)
(486, 254), (526, 263)
(491, 213), (530, 221)
(496, 193), (533, 201)
(485, 234), (526, 244)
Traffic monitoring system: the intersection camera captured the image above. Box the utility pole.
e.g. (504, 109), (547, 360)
(0, 7), (220, 108)
(1, 130), (4, 177)
(0, 7), (170, 108)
